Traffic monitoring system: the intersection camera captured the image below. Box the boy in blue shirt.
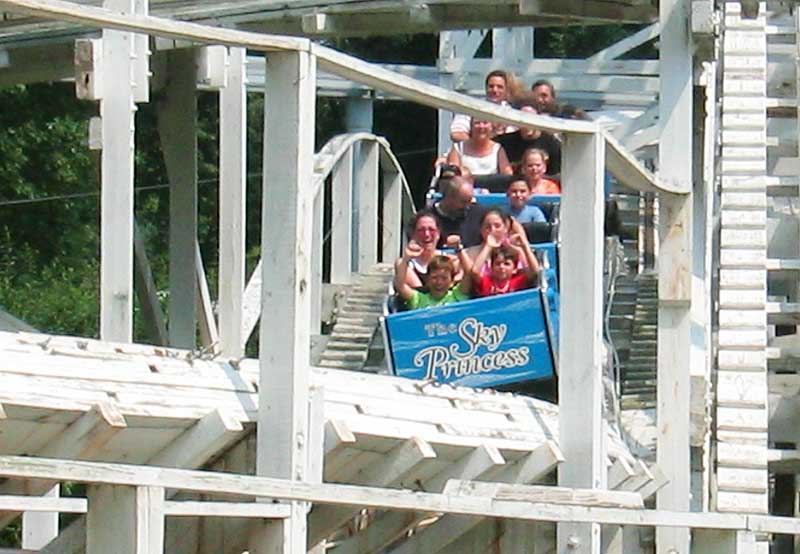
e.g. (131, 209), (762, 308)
(506, 178), (546, 224)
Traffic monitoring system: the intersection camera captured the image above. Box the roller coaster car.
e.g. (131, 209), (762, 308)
(381, 192), (560, 390)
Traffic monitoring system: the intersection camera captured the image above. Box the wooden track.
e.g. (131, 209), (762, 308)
(0, 329), (658, 551)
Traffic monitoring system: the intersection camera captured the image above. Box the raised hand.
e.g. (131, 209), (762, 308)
(404, 240), (424, 259)
(485, 234), (502, 249)
(444, 235), (462, 250)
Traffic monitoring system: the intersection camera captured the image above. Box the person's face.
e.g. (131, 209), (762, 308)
(413, 216), (440, 249)
(481, 213), (508, 241)
(470, 119), (493, 139)
(532, 84), (555, 110)
(507, 181), (531, 211)
(523, 152), (547, 181)
(491, 255), (516, 281)
(486, 76), (507, 103)
(443, 183), (474, 215)
(428, 268), (454, 298)
(519, 106), (540, 140)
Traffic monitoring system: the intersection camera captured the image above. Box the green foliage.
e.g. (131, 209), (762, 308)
(536, 23), (656, 59)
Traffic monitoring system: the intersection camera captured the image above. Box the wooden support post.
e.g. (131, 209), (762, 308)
(218, 46), (247, 358)
(86, 485), (165, 554)
(251, 49), (316, 554)
(311, 184), (324, 334)
(99, 0), (136, 342)
(657, 0), (693, 549)
(381, 164), (403, 263)
(355, 141), (379, 272)
(330, 147), (354, 284)
(558, 132), (606, 554)
(345, 96), (373, 133)
(157, 47), (198, 349)
(21, 486), (59, 550)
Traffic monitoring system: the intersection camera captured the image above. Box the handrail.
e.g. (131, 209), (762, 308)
(0, 0), (685, 196)
(239, 132), (411, 347)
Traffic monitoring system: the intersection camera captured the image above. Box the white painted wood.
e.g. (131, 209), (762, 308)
(99, 0), (136, 342)
(131, 0), (148, 103)
(310, 178), (324, 333)
(21, 486), (59, 549)
(331, 443), (509, 554)
(657, 2), (693, 550)
(355, 140), (379, 272)
(558, 132), (606, 554)
(443, 481), (644, 509)
(1, 492), (84, 513)
(381, 167), (403, 263)
(218, 46), (247, 358)
(255, 49), (316, 554)
(87, 485), (165, 554)
(10, 455), (800, 533)
(308, 437), (436, 545)
(163, 500), (291, 518)
(330, 146), (354, 284)
(147, 408), (244, 468)
(158, 47), (198, 349)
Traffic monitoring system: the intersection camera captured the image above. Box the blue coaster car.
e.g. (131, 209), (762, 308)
(382, 286), (559, 389)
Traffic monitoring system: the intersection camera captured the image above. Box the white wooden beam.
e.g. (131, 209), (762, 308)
(163, 500), (291, 518)
(330, 147), (355, 283)
(21, 486), (59, 550)
(296, 445), (504, 554)
(99, 0), (136, 342)
(355, 140), (379, 272)
(158, 47), (198, 349)
(1, 493), (84, 513)
(86, 485), (164, 554)
(8, 455), (800, 533)
(381, 164), (403, 263)
(308, 437), (436, 545)
(218, 46), (247, 358)
(559, 132), (606, 554)
(386, 441), (563, 554)
(147, 408), (244, 468)
(443, 481), (644, 509)
(253, 48), (316, 554)
(657, 0), (693, 549)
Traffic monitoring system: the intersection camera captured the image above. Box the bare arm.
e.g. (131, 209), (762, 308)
(497, 147), (513, 175)
(450, 131), (469, 142)
(471, 234), (500, 280)
(393, 242), (424, 301)
(511, 233), (541, 284)
(446, 145), (461, 168)
(456, 246), (475, 294)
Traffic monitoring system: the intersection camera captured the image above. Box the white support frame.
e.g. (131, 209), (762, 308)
(254, 48), (317, 554)
(218, 46), (247, 357)
(355, 140), (379, 272)
(99, 0), (136, 343)
(657, 0), (693, 549)
(558, 132), (607, 554)
(86, 485), (165, 554)
(330, 147), (354, 284)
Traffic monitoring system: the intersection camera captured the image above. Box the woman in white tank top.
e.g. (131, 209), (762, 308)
(446, 118), (513, 176)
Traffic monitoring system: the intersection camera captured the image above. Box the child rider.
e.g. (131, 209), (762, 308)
(471, 232), (540, 297)
(393, 235), (474, 309)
